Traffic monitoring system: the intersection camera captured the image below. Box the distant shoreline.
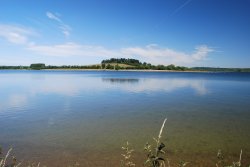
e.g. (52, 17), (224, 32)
(1, 68), (250, 73)
(42, 69), (210, 72)
(1, 58), (250, 72)
(0, 68), (241, 73)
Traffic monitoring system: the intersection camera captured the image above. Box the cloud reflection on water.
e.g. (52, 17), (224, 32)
(0, 74), (208, 113)
(102, 77), (207, 95)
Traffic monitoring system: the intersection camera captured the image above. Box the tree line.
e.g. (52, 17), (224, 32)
(101, 58), (188, 70)
(1, 59), (250, 72)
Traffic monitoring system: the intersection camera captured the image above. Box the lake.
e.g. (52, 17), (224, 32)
(0, 70), (250, 166)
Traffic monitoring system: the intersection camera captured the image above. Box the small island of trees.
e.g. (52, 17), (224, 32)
(101, 58), (188, 71)
(30, 63), (46, 70)
(0, 58), (250, 72)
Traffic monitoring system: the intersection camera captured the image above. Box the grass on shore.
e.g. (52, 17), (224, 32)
(0, 118), (248, 167)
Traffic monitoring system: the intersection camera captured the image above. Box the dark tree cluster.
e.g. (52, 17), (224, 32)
(191, 67), (250, 72)
(45, 65), (102, 69)
(0, 66), (29, 69)
(30, 63), (46, 70)
(102, 58), (142, 66)
(101, 58), (188, 71)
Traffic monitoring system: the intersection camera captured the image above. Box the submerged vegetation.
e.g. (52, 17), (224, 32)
(1, 58), (250, 72)
(1, 119), (249, 167)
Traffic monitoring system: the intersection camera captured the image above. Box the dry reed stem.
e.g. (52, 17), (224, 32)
(0, 148), (12, 167)
(155, 118), (167, 154)
(158, 118), (167, 141)
(16, 162), (22, 167)
(166, 158), (171, 167)
(239, 149), (242, 166)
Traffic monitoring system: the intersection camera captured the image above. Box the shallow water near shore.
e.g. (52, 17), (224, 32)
(1, 70), (250, 166)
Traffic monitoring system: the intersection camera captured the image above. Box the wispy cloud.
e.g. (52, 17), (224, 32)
(27, 42), (213, 65)
(46, 11), (71, 37)
(171, 0), (192, 16)
(192, 45), (214, 60)
(121, 44), (214, 65)
(0, 24), (35, 44)
(0, 24), (214, 66)
(27, 42), (119, 57)
(46, 12), (61, 22)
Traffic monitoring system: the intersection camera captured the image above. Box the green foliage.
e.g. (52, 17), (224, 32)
(1, 58), (250, 72)
(191, 67), (250, 72)
(106, 64), (114, 69)
(100, 58), (190, 71)
(30, 63), (45, 70)
(102, 58), (141, 66)
(144, 142), (166, 167)
(0, 66), (29, 70)
(143, 118), (168, 167)
(45, 65), (101, 69)
(115, 64), (120, 70)
(101, 63), (106, 69)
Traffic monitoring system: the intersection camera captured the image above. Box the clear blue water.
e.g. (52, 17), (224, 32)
(0, 70), (250, 166)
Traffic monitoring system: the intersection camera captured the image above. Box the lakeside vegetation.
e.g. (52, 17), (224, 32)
(1, 58), (250, 72)
(0, 119), (248, 167)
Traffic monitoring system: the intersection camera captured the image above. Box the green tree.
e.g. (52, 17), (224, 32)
(101, 63), (106, 69)
(30, 63), (45, 70)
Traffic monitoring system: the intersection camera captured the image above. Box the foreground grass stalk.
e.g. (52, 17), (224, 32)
(216, 149), (244, 167)
(0, 146), (40, 167)
(144, 118), (168, 167)
(121, 141), (135, 167)
(156, 118), (167, 156)
(0, 148), (13, 167)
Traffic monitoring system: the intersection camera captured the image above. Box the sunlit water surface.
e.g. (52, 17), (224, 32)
(1, 70), (250, 166)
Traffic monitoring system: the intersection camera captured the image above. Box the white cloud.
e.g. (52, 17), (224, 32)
(27, 42), (84, 56)
(27, 42), (119, 57)
(121, 44), (214, 65)
(192, 45), (214, 60)
(0, 23), (214, 66)
(46, 11), (71, 37)
(46, 12), (61, 22)
(26, 42), (213, 65)
(0, 24), (34, 44)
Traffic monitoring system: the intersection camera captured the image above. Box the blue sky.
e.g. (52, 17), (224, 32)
(0, 0), (249, 67)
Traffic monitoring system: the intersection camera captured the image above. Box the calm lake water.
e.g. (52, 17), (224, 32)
(1, 70), (250, 166)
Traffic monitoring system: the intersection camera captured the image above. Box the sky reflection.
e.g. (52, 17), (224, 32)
(0, 72), (208, 113)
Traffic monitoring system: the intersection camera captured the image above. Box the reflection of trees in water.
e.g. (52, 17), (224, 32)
(102, 78), (207, 94)
(102, 78), (139, 84)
